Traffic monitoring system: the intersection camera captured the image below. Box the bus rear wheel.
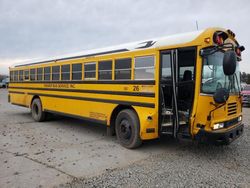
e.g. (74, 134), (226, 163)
(115, 109), (142, 149)
(31, 98), (46, 122)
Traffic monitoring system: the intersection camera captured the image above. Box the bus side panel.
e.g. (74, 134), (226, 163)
(39, 96), (116, 124)
(9, 92), (28, 107)
(32, 95), (159, 140)
(133, 106), (159, 140)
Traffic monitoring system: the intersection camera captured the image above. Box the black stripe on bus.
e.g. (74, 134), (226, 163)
(27, 92), (155, 108)
(8, 91), (25, 94)
(15, 48), (129, 67)
(9, 87), (155, 97)
(44, 109), (107, 125)
(9, 80), (155, 85)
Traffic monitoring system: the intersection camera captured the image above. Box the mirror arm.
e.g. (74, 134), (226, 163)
(207, 103), (226, 121)
(200, 43), (235, 57)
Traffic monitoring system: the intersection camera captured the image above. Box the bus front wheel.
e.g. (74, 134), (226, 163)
(115, 109), (142, 149)
(31, 98), (46, 122)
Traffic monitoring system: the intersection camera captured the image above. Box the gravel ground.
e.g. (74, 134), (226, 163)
(62, 108), (250, 188)
(1, 89), (249, 188)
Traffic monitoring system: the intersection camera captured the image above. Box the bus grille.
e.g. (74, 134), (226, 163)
(224, 117), (238, 128)
(228, 102), (237, 116)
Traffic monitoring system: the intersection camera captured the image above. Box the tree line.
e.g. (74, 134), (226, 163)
(241, 72), (250, 84)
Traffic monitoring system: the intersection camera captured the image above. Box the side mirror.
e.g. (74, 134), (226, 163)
(223, 50), (237, 75)
(213, 88), (229, 104)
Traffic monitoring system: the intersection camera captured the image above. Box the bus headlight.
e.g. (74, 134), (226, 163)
(213, 123), (224, 130)
(238, 116), (242, 122)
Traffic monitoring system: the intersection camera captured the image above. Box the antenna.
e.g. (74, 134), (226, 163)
(196, 20), (199, 30)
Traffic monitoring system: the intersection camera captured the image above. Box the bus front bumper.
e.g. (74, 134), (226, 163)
(195, 123), (244, 145)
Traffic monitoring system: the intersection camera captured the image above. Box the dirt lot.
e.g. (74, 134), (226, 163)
(0, 89), (249, 188)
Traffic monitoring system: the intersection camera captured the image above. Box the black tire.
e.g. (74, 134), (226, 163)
(31, 98), (46, 122)
(115, 109), (142, 149)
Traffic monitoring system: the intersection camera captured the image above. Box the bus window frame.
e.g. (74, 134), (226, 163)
(24, 70), (30, 81)
(44, 66), (51, 81)
(72, 63), (83, 81)
(37, 67), (43, 81)
(30, 68), (36, 81)
(61, 64), (70, 81)
(134, 55), (155, 80)
(98, 60), (113, 80)
(115, 57), (132, 80)
(84, 62), (97, 80)
(18, 70), (24, 81)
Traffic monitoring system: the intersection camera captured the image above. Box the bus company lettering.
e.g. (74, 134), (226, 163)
(89, 112), (107, 120)
(44, 84), (75, 88)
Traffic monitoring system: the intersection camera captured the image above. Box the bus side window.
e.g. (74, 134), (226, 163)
(14, 70), (19, 81)
(30, 69), (36, 81)
(134, 55), (155, 80)
(72, 63), (82, 80)
(24, 70), (29, 81)
(115, 58), (131, 80)
(44, 67), (51, 81)
(52, 66), (60, 80)
(37, 68), (43, 81)
(61, 65), (70, 80)
(98, 60), (112, 80)
(19, 70), (23, 81)
(84, 62), (96, 80)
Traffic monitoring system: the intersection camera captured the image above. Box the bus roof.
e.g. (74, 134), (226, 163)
(14, 29), (206, 68)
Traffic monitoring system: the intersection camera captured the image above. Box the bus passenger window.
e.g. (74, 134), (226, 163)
(18, 70), (23, 81)
(84, 62), (96, 80)
(37, 68), (43, 81)
(134, 56), (155, 80)
(44, 67), (51, 81)
(14, 71), (19, 81)
(30, 69), (36, 81)
(24, 70), (29, 80)
(98, 60), (112, 80)
(115, 58), (131, 80)
(52, 66), (60, 80)
(72, 63), (82, 80)
(61, 65), (70, 80)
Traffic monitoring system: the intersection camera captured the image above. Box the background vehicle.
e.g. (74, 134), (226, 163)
(242, 85), (250, 106)
(1, 78), (9, 88)
(8, 28), (245, 148)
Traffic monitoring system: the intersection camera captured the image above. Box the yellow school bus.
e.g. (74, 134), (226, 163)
(8, 27), (245, 148)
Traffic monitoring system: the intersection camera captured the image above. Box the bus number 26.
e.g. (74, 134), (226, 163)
(133, 86), (139, 91)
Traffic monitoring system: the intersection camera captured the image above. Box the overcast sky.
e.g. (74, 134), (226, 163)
(0, 0), (249, 75)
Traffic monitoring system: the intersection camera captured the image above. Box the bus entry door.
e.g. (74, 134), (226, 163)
(160, 50), (179, 137)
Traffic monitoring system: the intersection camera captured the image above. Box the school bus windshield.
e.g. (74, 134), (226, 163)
(201, 51), (241, 94)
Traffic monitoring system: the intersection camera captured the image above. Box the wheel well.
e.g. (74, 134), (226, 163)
(30, 95), (40, 108)
(109, 105), (136, 136)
